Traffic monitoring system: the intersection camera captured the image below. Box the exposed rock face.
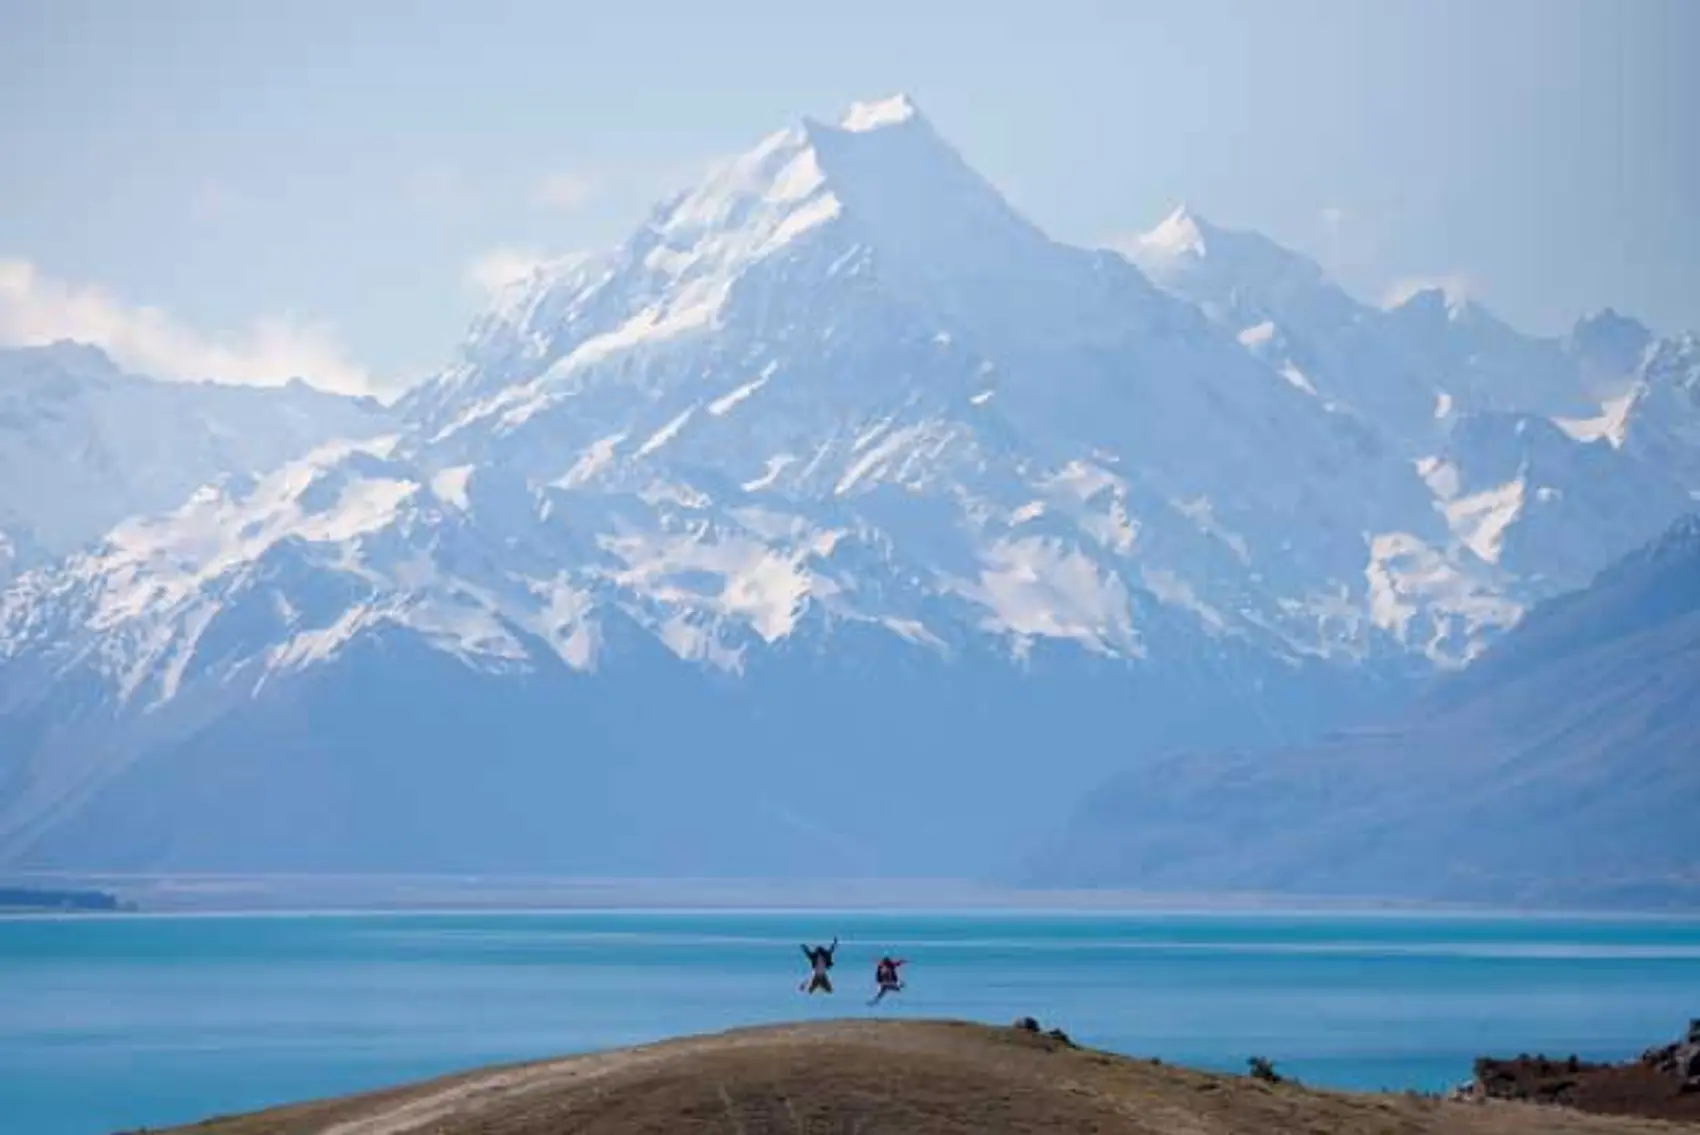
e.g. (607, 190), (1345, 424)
(1638, 1019), (1700, 1092)
(1470, 1021), (1700, 1119)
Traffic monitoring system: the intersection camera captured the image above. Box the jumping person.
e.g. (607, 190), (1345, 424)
(799, 937), (838, 994)
(867, 955), (906, 1005)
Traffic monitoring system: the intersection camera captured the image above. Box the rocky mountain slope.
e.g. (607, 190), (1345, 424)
(1, 95), (1696, 879)
(1026, 514), (1700, 905)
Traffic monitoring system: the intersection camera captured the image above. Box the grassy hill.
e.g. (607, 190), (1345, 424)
(150, 1019), (1697, 1134)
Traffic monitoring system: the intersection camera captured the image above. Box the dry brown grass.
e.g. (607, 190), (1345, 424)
(150, 1020), (1700, 1135)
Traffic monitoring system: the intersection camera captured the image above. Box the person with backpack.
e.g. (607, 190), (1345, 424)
(799, 937), (838, 994)
(868, 955), (907, 1005)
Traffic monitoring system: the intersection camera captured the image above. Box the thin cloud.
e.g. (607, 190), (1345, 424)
(1318, 205), (1345, 261)
(465, 247), (550, 297)
(1312, 205), (1350, 278)
(0, 258), (377, 397)
(533, 171), (597, 212)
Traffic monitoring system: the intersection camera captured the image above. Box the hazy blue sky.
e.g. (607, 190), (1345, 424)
(1, 0), (1695, 395)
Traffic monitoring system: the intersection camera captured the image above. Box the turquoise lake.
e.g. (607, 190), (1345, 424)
(5, 910), (1700, 1135)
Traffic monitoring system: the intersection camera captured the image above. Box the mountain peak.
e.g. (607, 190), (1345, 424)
(428, 93), (1054, 433)
(15, 339), (122, 380)
(1568, 307), (1655, 383)
(838, 93), (922, 133)
(1388, 283), (1475, 324)
(1571, 306), (1653, 347)
(1122, 208), (1352, 342)
(1139, 205), (1214, 261)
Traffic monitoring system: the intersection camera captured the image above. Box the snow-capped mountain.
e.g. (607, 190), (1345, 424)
(1130, 207), (1606, 436)
(1127, 207), (1698, 602)
(1, 95), (1695, 878)
(0, 342), (392, 582)
(1128, 207), (1441, 434)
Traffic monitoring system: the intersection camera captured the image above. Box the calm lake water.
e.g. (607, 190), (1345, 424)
(5, 909), (1700, 1135)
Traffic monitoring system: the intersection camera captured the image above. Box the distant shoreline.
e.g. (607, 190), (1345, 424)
(4, 873), (1699, 919)
(0, 885), (126, 914)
